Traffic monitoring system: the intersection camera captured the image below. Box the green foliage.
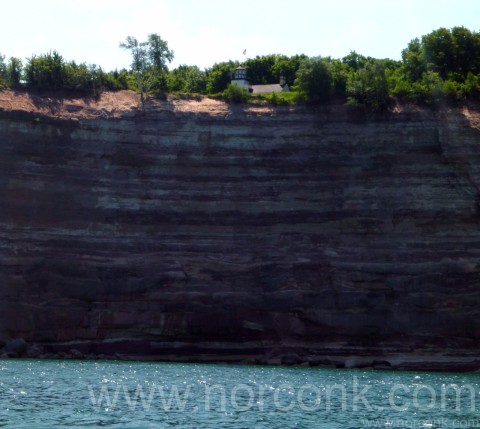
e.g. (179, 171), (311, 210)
(3, 25), (480, 109)
(419, 27), (480, 81)
(342, 51), (368, 71)
(206, 61), (238, 94)
(347, 61), (390, 111)
(147, 33), (174, 71)
(0, 54), (6, 88)
(389, 67), (414, 100)
(272, 54), (307, 87)
(464, 72), (480, 99)
(23, 51), (122, 94)
(323, 57), (352, 98)
(120, 34), (174, 107)
(244, 55), (277, 84)
(422, 28), (455, 79)
(223, 83), (251, 103)
(418, 71), (446, 104)
(239, 54), (306, 87)
(63, 62), (105, 93)
(255, 91), (302, 105)
(6, 57), (22, 87)
(294, 57), (333, 102)
(401, 38), (426, 82)
(167, 65), (207, 93)
(442, 79), (464, 102)
(105, 69), (133, 91)
(25, 51), (65, 89)
(451, 26), (480, 78)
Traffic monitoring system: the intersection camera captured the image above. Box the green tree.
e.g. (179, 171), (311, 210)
(244, 55), (277, 84)
(64, 61), (90, 91)
(24, 51), (66, 89)
(401, 28), (480, 84)
(422, 27), (455, 80)
(168, 65), (207, 93)
(120, 34), (174, 109)
(206, 61), (238, 94)
(6, 57), (22, 87)
(0, 53), (6, 87)
(294, 57), (333, 102)
(464, 72), (480, 99)
(342, 51), (368, 71)
(88, 64), (105, 95)
(418, 71), (445, 104)
(401, 38), (426, 82)
(450, 26), (480, 79)
(272, 54), (307, 86)
(108, 68), (132, 90)
(347, 61), (390, 110)
(323, 57), (352, 98)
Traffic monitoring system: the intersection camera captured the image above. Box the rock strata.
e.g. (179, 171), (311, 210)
(1, 94), (480, 371)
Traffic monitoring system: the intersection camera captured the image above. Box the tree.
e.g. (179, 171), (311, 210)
(244, 55), (277, 84)
(0, 53), (6, 87)
(167, 65), (207, 93)
(272, 54), (307, 87)
(464, 72), (480, 99)
(401, 38), (426, 82)
(450, 26), (480, 79)
(347, 61), (390, 111)
(6, 57), (22, 87)
(104, 68), (131, 90)
(206, 61), (238, 94)
(418, 71), (446, 104)
(24, 51), (65, 90)
(342, 51), (368, 71)
(422, 28), (455, 80)
(323, 57), (352, 98)
(120, 34), (174, 109)
(294, 57), (333, 102)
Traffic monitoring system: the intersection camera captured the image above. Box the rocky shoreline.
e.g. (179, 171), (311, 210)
(2, 337), (480, 372)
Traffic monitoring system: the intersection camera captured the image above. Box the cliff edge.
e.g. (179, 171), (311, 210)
(1, 90), (480, 371)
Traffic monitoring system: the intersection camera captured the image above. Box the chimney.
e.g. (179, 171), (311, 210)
(279, 75), (286, 86)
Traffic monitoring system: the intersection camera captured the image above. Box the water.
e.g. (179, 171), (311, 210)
(0, 359), (479, 428)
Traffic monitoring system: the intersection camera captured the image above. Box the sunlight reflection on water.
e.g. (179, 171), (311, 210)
(0, 359), (478, 428)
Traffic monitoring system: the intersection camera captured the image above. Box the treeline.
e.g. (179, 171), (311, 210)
(1, 26), (480, 109)
(175, 26), (480, 109)
(0, 51), (129, 94)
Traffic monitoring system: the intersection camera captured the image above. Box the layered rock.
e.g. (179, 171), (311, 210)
(1, 96), (480, 370)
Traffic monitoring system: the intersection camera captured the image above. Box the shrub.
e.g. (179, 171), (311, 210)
(223, 84), (251, 103)
(442, 79), (464, 102)
(464, 72), (480, 99)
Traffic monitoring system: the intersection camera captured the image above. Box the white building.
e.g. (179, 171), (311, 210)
(231, 66), (250, 90)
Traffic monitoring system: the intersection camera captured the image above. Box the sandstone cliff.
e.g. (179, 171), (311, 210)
(1, 90), (480, 370)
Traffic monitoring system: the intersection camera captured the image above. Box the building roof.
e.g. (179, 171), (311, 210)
(250, 84), (288, 94)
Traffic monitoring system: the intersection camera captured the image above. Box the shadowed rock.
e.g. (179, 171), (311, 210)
(1, 102), (480, 370)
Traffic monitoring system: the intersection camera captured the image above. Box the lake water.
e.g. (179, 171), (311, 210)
(0, 359), (479, 428)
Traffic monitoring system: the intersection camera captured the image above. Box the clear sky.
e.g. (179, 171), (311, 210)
(1, 0), (479, 71)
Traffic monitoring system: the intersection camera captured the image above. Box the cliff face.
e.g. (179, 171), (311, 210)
(1, 95), (480, 370)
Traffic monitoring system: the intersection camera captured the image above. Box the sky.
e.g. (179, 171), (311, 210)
(1, 0), (479, 71)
